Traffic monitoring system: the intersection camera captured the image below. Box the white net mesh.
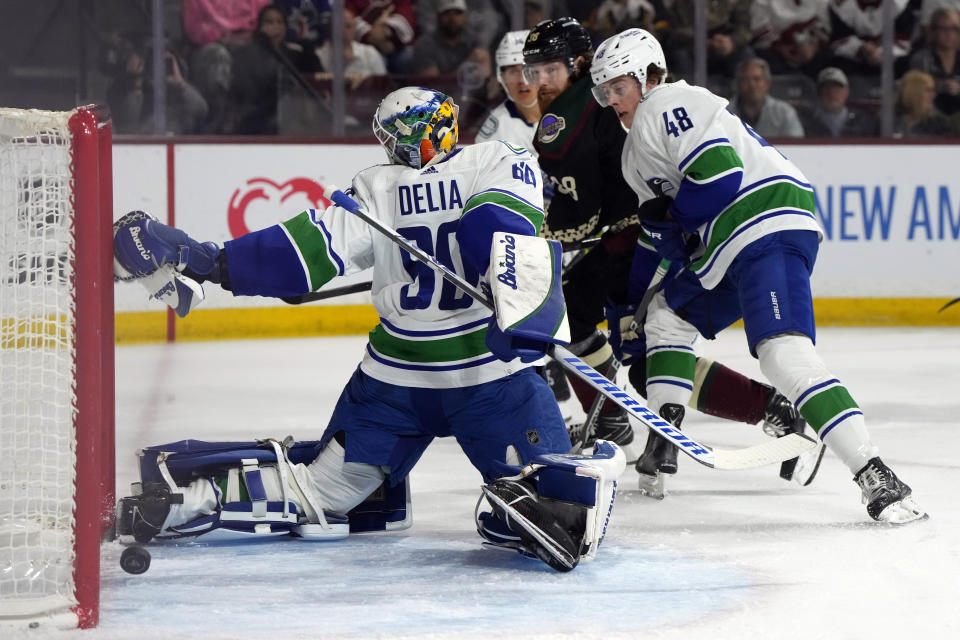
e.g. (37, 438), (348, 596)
(0, 108), (78, 618)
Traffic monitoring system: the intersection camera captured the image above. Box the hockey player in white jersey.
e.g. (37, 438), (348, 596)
(589, 29), (926, 524)
(475, 30), (540, 148)
(111, 87), (625, 571)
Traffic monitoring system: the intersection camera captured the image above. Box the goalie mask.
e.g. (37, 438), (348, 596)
(372, 87), (460, 170)
(590, 28), (666, 107)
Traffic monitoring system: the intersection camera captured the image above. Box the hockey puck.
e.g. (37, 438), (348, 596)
(120, 545), (151, 574)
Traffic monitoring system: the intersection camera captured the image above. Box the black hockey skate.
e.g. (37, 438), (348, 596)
(854, 457), (928, 524)
(587, 410), (634, 447)
(117, 481), (182, 544)
(762, 392), (825, 485)
(481, 478), (581, 572)
(634, 404), (683, 499)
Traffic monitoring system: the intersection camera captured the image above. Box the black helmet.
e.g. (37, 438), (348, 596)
(522, 17), (593, 67)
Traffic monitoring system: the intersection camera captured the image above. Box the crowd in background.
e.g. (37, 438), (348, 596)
(99, 0), (960, 138)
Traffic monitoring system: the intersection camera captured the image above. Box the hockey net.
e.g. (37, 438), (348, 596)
(0, 107), (114, 629)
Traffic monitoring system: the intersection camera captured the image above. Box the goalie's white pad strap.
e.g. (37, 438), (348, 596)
(265, 439), (329, 527)
(489, 232), (570, 345)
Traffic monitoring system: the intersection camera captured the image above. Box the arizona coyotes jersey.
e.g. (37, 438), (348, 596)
(623, 80), (823, 289)
(534, 77), (640, 244)
(224, 141), (545, 389)
(475, 100), (537, 152)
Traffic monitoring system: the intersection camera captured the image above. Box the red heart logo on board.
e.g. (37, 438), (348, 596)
(227, 177), (332, 238)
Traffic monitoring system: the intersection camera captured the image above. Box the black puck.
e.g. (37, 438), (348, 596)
(120, 545), (151, 574)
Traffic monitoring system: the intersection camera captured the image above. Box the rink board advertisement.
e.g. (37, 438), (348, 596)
(112, 141), (960, 342)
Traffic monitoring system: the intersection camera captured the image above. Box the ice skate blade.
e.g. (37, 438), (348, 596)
(637, 471), (665, 500)
(874, 496), (929, 525)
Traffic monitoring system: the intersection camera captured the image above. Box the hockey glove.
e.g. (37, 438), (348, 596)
(113, 210), (224, 283)
(637, 194), (672, 222)
(604, 302), (646, 365)
(485, 317), (549, 364)
(639, 219), (701, 264)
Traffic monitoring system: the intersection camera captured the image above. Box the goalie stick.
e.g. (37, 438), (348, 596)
(282, 280), (373, 305)
(327, 188), (818, 471)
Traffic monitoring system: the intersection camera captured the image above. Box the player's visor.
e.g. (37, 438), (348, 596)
(591, 74), (642, 108)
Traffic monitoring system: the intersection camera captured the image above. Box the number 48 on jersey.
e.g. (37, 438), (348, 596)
(662, 107), (694, 137)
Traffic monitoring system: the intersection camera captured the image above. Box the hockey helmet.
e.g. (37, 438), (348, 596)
(495, 29), (531, 92)
(590, 28), (666, 107)
(522, 17), (593, 83)
(372, 87), (460, 170)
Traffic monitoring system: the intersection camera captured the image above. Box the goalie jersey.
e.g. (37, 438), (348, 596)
(623, 80), (823, 289)
(223, 141), (546, 389)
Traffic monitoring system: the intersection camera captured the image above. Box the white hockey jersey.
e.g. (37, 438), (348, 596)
(623, 80), (823, 289)
(475, 101), (537, 153)
(294, 141), (545, 388)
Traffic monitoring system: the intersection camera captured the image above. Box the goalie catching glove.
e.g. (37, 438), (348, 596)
(113, 211), (228, 317)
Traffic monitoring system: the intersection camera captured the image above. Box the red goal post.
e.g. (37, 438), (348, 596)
(0, 106), (115, 629)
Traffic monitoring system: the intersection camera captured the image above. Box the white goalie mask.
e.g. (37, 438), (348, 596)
(495, 30), (531, 94)
(372, 86), (460, 170)
(590, 28), (667, 107)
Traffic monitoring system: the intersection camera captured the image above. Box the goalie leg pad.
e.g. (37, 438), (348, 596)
(130, 438), (352, 541)
(475, 441), (626, 571)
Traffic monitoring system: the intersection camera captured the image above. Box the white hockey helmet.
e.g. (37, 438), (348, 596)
(495, 29), (531, 92)
(590, 28), (666, 107)
(372, 86), (459, 170)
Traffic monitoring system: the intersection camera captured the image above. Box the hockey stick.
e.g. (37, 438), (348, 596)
(327, 189), (817, 471)
(570, 258), (671, 454)
(282, 280), (373, 305)
(938, 297), (960, 313)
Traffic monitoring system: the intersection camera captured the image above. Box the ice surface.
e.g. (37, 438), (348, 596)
(29, 328), (960, 638)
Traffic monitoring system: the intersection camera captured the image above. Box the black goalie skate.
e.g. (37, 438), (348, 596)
(854, 457), (928, 524)
(481, 478), (581, 572)
(634, 403), (683, 499)
(117, 481), (183, 544)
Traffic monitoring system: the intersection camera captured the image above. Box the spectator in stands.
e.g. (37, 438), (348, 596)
(348, 0), (416, 74)
(827, 0), (921, 76)
(665, 0), (754, 78)
(750, 0), (832, 77)
(921, 0), (960, 27)
(275, 0), (332, 50)
(798, 67), (880, 137)
(411, 0), (491, 81)
(231, 3), (324, 134)
(317, 6), (387, 85)
(588, 1), (663, 41)
(106, 44), (209, 135)
(523, 1), (550, 29)
(909, 7), (960, 115)
(182, 0), (269, 48)
(730, 57), (805, 138)
(190, 40), (235, 133)
(414, 0), (507, 51)
(893, 69), (954, 136)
